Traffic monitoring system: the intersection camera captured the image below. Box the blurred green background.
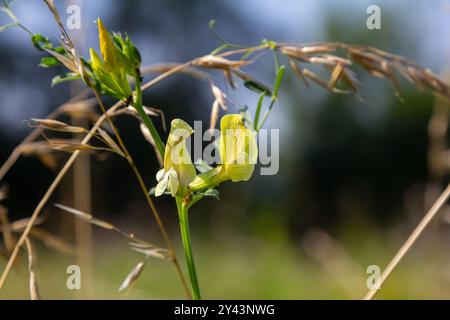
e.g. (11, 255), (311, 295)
(1, 0), (450, 299)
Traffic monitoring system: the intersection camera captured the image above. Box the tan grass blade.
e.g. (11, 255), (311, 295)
(364, 183), (450, 299)
(24, 238), (41, 300)
(54, 204), (115, 230)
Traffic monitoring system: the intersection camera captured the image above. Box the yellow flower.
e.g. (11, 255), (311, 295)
(89, 18), (131, 99)
(97, 18), (120, 72)
(155, 119), (196, 197)
(219, 114), (258, 182)
(189, 114), (258, 191)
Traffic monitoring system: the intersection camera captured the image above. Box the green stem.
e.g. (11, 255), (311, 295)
(176, 197), (201, 300)
(253, 92), (266, 131)
(133, 76), (165, 157)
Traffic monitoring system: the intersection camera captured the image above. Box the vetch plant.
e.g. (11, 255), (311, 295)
(2, 0), (450, 300)
(154, 115), (258, 299)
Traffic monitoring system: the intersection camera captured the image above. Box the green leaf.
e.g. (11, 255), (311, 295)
(31, 33), (52, 51)
(244, 80), (272, 97)
(201, 188), (220, 200)
(39, 56), (61, 68)
(253, 92), (266, 130)
(51, 73), (81, 87)
(54, 46), (66, 54)
(272, 65), (286, 99)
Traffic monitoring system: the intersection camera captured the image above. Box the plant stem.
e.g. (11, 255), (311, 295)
(176, 197), (201, 300)
(133, 76), (165, 158)
(253, 92), (265, 131)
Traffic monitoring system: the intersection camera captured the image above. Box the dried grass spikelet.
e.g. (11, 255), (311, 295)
(308, 55), (352, 67)
(194, 55), (252, 89)
(193, 55), (251, 70)
(118, 261), (146, 294)
(281, 43), (450, 98)
(280, 45), (338, 61)
(289, 58), (309, 88)
(129, 243), (171, 259)
(328, 62), (345, 89)
(302, 68), (349, 94)
(209, 83), (228, 132)
(49, 141), (98, 153)
(39, 136), (124, 157)
(28, 118), (86, 134)
(349, 46), (450, 98)
(55, 204), (115, 231)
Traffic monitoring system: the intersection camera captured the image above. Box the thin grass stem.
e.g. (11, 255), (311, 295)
(363, 182), (450, 300)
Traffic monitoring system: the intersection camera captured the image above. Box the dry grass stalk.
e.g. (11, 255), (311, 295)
(54, 203), (168, 258)
(0, 206), (14, 253)
(364, 182), (450, 299)
(0, 100), (124, 291)
(24, 237), (40, 300)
